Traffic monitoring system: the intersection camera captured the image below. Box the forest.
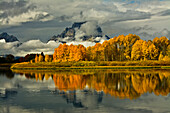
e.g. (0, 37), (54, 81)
(51, 34), (170, 62)
(11, 34), (170, 69)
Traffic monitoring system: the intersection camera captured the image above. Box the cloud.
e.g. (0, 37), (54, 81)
(14, 40), (61, 56)
(125, 26), (170, 40)
(0, 0), (35, 17)
(0, 39), (20, 55)
(0, 39), (60, 56)
(0, 0), (170, 42)
(153, 28), (170, 39)
(79, 21), (102, 36)
(67, 41), (96, 48)
(0, 0), (53, 25)
(0, 39), (99, 56)
(156, 9), (170, 16)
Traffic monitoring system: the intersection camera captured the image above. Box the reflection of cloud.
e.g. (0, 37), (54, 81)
(1, 72), (170, 113)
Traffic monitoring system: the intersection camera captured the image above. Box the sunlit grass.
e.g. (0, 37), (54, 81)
(10, 60), (170, 70)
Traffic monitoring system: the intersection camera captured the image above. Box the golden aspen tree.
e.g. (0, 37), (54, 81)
(160, 36), (169, 56)
(62, 43), (69, 61)
(159, 52), (164, 61)
(93, 43), (104, 61)
(86, 46), (92, 61)
(45, 54), (50, 62)
(68, 44), (75, 61)
(142, 41), (149, 60)
(167, 45), (170, 58)
(102, 40), (109, 61)
(131, 40), (144, 60)
(35, 54), (39, 63)
(78, 44), (86, 61)
(148, 43), (158, 60)
(74, 45), (86, 61)
(74, 45), (79, 61)
(39, 54), (43, 62)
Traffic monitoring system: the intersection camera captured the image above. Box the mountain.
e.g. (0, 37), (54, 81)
(0, 32), (19, 42)
(48, 21), (110, 43)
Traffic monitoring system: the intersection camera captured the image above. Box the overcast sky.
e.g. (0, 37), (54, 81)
(0, 0), (170, 42)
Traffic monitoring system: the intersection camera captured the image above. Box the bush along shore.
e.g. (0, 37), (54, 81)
(11, 61), (170, 70)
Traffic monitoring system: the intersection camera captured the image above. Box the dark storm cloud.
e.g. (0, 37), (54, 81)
(0, 0), (170, 43)
(0, 0), (28, 10)
(0, 0), (36, 18)
(157, 9), (170, 16)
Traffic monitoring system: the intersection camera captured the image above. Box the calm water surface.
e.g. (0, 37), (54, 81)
(0, 69), (170, 113)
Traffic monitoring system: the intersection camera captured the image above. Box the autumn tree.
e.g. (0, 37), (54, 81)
(86, 46), (92, 61)
(39, 54), (43, 62)
(123, 34), (140, 60)
(92, 43), (104, 61)
(131, 40), (144, 60)
(167, 45), (170, 58)
(159, 52), (164, 61)
(52, 34), (169, 62)
(148, 43), (159, 60)
(116, 34), (140, 61)
(74, 45), (86, 61)
(153, 36), (169, 57)
(45, 54), (50, 62)
(142, 41), (149, 60)
(35, 54), (39, 63)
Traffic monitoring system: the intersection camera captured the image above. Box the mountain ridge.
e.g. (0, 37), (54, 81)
(0, 32), (19, 42)
(48, 21), (110, 43)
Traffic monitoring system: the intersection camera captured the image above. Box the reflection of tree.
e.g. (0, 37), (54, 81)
(0, 70), (14, 79)
(14, 70), (170, 99)
(132, 74), (159, 94)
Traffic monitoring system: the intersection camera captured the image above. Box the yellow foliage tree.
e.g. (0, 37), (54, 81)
(148, 43), (159, 60)
(45, 54), (50, 62)
(39, 54), (43, 62)
(35, 54), (39, 63)
(131, 40), (144, 60)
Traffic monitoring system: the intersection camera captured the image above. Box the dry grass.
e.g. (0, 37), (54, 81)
(10, 60), (170, 70)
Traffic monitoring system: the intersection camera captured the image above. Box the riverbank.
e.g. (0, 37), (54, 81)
(0, 63), (13, 70)
(10, 61), (170, 70)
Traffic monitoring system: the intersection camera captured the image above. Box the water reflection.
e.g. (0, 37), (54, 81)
(10, 69), (170, 99)
(0, 69), (170, 113)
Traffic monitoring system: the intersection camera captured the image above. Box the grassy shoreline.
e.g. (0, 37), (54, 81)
(0, 63), (14, 70)
(11, 61), (170, 70)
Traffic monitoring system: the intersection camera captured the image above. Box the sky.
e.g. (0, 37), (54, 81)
(0, 0), (170, 56)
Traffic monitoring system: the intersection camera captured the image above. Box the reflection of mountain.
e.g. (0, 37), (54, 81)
(14, 70), (170, 99)
(0, 89), (17, 98)
(52, 89), (103, 108)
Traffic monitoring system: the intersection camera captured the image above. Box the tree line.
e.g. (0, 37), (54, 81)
(52, 34), (170, 62)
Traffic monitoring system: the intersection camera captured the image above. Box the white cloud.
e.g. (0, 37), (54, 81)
(67, 41), (96, 48)
(0, 0), (53, 26)
(0, 39), (100, 56)
(0, 0), (170, 42)
(0, 11), (53, 25)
